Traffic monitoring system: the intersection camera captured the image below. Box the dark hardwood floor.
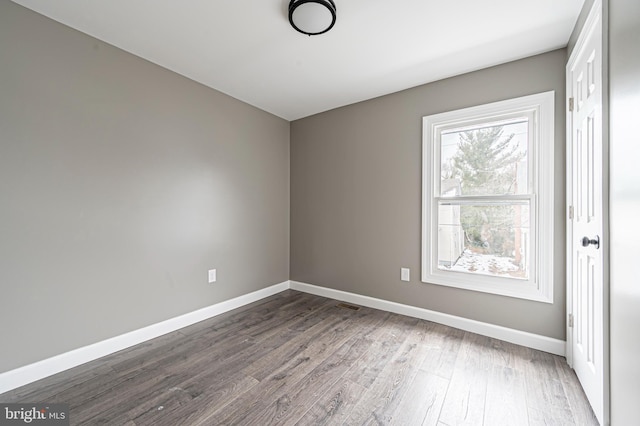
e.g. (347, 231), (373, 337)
(0, 290), (598, 425)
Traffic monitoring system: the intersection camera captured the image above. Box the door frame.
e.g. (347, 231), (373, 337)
(565, 0), (610, 423)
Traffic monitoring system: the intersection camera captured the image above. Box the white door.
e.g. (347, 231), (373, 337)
(566, 1), (605, 424)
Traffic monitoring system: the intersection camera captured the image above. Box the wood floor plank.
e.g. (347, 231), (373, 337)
(391, 369), (449, 426)
(69, 364), (190, 424)
(0, 363), (114, 404)
(527, 405), (576, 426)
(438, 332), (491, 426)
(286, 298), (346, 332)
(46, 362), (165, 410)
(522, 349), (576, 425)
(485, 336), (534, 372)
(110, 292), (310, 375)
(100, 330), (189, 370)
(342, 312), (417, 389)
(293, 379), (366, 426)
(418, 323), (465, 380)
(109, 297), (301, 377)
(553, 357), (599, 425)
(196, 326), (359, 424)
(206, 308), (386, 425)
(344, 320), (434, 425)
(241, 335), (374, 425)
(483, 365), (529, 426)
(243, 304), (384, 382)
(175, 290), (308, 337)
(131, 374), (259, 426)
(234, 296), (339, 340)
(108, 320), (249, 374)
(161, 331), (257, 377)
(241, 313), (352, 382)
(158, 326), (302, 407)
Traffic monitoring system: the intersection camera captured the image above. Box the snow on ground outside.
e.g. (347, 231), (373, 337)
(441, 249), (527, 279)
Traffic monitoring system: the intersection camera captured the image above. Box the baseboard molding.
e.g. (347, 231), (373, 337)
(0, 281), (289, 395)
(290, 281), (566, 356)
(1, 279), (566, 395)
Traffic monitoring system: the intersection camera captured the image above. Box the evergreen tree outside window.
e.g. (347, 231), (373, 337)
(422, 92), (555, 302)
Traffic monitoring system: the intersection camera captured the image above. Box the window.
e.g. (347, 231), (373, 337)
(422, 92), (554, 302)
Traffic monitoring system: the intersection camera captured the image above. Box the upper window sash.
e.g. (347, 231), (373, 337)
(433, 110), (537, 198)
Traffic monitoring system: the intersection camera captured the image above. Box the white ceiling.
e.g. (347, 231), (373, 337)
(12, 0), (584, 121)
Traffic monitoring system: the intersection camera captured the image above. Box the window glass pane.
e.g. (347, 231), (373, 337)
(440, 120), (529, 196)
(437, 201), (530, 280)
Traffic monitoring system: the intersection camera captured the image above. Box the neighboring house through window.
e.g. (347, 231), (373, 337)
(422, 92), (555, 302)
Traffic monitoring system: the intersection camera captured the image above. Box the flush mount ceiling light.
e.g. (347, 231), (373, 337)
(288, 0), (337, 36)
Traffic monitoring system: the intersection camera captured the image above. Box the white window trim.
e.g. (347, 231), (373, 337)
(421, 91), (555, 303)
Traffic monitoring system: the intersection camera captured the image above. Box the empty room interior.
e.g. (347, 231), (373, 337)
(1, 0), (638, 425)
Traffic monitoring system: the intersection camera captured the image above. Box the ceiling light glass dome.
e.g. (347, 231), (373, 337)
(288, 0), (337, 36)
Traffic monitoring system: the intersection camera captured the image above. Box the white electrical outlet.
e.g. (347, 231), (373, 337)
(401, 268), (410, 282)
(208, 269), (217, 283)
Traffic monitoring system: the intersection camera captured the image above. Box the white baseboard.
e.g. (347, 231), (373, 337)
(290, 281), (566, 356)
(0, 281), (289, 395)
(1, 279), (566, 395)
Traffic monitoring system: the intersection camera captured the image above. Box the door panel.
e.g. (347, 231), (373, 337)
(567, 2), (604, 424)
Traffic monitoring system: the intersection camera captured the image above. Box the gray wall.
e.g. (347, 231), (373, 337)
(291, 49), (567, 340)
(609, 0), (640, 422)
(0, 2), (289, 373)
(567, 0), (597, 57)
